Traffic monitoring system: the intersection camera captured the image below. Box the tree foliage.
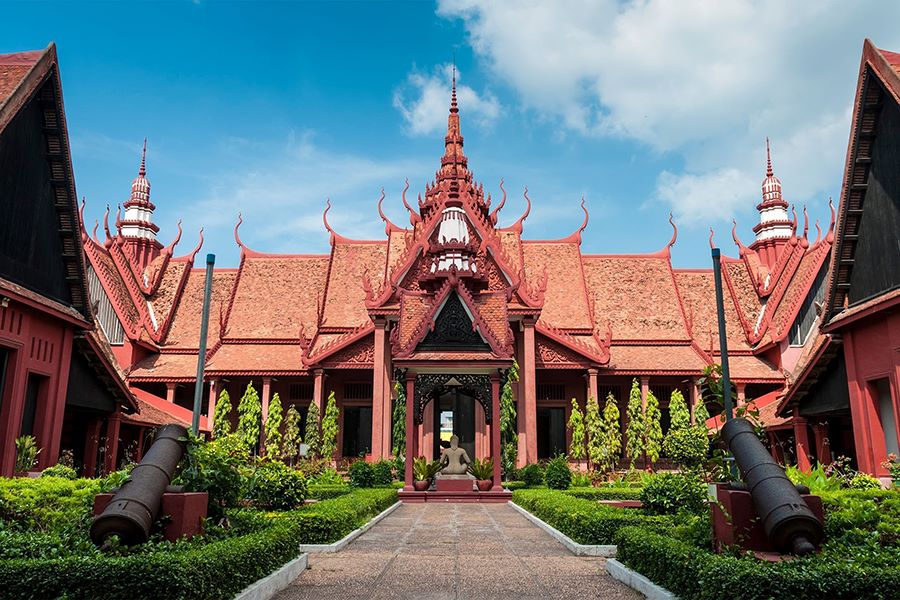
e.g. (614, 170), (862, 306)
(236, 382), (262, 454)
(304, 402), (321, 458)
(212, 388), (232, 439)
(320, 391), (340, 459)
(625, 379), (645, 467)
(391, 379), (406, 458)
(585, 395), (604, 469)
(663, 390), (709, 470)
(567, 398), (586, 461)
(500, 360), (520, 478)
(264, 392), (283, 458)
(644, 389), (663, 465)
(601, 392), (622, 473)
(282, 405), (302, 465)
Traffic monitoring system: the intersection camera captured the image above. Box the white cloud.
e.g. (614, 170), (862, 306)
(438, 0), (900, 224)
(393, 64), (501, 135)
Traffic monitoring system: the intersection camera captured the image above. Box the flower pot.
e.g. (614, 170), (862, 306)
(476, 479), (493, 491)
(413, 480), (429, 491)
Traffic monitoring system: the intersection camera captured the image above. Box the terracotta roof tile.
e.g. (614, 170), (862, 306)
(727, 355), (783, 380)
(164, 270), (237, 347)
(89, 247), (142, 333)
(147, 260), (188, 332)
(206, 343), (305, 373)
(398, 294), (430, 349)
(228, 256), (328, 339)
(707, 390), (786, 430)
(608, 344), (706, 372)
(523, 242), (592, 329)
(323, 242), (387, 326)
(0, 50), (42, 105)
(674, 270), (750, 352)
(828, 287), (900, 326)
(724, 261), (763, 329)
(125, 387), (209, 432)
(769, 245), (829, 340)
(497, 230), (522, 274)
(583, 256), (688, 340)
(473, 293), (509, 346)
(386, 230), (412, 277)
(129, 353), (199, 380)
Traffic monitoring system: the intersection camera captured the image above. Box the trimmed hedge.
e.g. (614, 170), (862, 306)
(512, 489), (670, 544)
(615, 525), (899, 600)
(564, 486), (642, 501)
(0, 488), (398, 599)
(308, 483), (352, 500)
(503, 481), (527, 491)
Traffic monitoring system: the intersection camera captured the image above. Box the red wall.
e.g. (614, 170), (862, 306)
(842, 308), (900, 476)
(0, 298), (76, 475)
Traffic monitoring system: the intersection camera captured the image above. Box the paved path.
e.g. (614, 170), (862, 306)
(275, 502), (641, 600)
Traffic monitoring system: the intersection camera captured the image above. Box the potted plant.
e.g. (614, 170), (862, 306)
(469, 458), (494, 491)
(14, 435), (40, 476)
(412, 456), (441, 491)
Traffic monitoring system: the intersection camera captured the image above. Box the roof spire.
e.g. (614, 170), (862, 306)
(139, 137), (147, 178)
(766, 137), (773, 177)
(451, 57), (458, 114)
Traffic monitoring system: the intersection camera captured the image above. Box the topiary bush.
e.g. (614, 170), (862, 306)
(518, 463), (544, 487)
(372, 459), (394, 486)
(544, 455), (572, 490)
(247, 460), (307, 510)
(41, 464), (78, 480)
(348, 460), (375, 488)
(307, 484), (352, 500)
(640, 473), (707, 516)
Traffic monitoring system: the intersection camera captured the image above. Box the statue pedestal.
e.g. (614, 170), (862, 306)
(435, 473), (475, 492)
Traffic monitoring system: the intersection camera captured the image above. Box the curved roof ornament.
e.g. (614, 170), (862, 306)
(489, 178), (507, 226)
(709, 227), (716, 249)
(560, 196), (590, 244)
(164, 219), (183, 254)
(801, 205), (810, 247)
(377, 188), (403, 234)
(102, 204), (113, 247)
(790, 204), (798, 237)
(826, 197), (836, 242)
(79, 197), (89, 243)
(322, 198), (353, 245)
(114, 204), (123, 234)
(666, 212), (678, 249)
(509, 186), (531, 234)
(732, 219), (749, 257)
(813, 219), (822, 245)
(91, 219), (100, 244)
(233, 213), (248, 252)
(185, 228), (204, 263)
(401, 179), (421, 226)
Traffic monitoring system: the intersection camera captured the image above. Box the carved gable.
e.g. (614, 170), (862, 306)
(418, 292), (489, 351)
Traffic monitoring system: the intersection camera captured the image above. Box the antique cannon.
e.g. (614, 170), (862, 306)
(90, 424), (188, 546)
(721, 417), (823, 555)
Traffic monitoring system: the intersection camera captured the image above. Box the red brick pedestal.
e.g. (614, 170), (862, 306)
(93, 492), (208, 542)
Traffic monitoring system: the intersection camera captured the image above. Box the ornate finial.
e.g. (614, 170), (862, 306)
(450, 57), (458, 114)
(139, 137), (147, 177)
(766, 137), (772, 177)
(826, 197), (836, 242)
(509, 187), (531, 234)
(489, 178), (507, 226)
(666, 212), (678, 249)
(709, 227), (716, 249)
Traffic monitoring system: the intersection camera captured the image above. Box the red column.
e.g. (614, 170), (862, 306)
(165, 382), (177, 404)
(522, 319), (537, 464)
(423, 396), (435, 461)
(792, 407), (812, 472)
(82, 418), (103, 477)
(312, 369), (325, 412)
(135, 428), (146, 462)
(736, 383), (747, 407)
(811, 422), (831, 466)
(103, 412), (122, 474)
(41, 327), (74, 469)
(491, 371), (502, 491)
(403, 371), (415, 491)
(371, 320), (386, 458)
(207, 378), (218, 434)
(843, 331), (877, 473)
(587, 368), (599, 401)
(640, 376), (650, 409)
(689, 379), (700, 424)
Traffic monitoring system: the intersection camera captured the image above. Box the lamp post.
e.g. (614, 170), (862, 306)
(712, 247), (738, 478)
(192, 253), (215, 435)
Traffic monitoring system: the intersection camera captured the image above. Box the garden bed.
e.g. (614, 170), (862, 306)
(0, 476), (397, 600)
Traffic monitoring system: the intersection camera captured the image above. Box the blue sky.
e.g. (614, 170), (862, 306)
(4, 1), (900, 268)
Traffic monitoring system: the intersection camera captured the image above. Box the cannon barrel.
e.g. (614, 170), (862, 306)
(90, 424), (188, 546)
(721, 417), (823, 555)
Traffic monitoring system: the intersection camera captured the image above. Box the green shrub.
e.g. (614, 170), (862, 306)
(544, 455), (572, 490)
(41, 464), (78, 480)
(15, 435), (40, 473)
(848, 473), (882, 490)
(303, 462), (342, 485)
(786, 464), (841, 493)
(640, 473), (706, 516)
(468, 458), (494, 481)
(503, 481), (527, 491)
(247, 461), (307, 510)
(307, 484), (352, 500)
(512, 489), (671, 544)
(518, 463), (544, 487)
(570, 471), (593, 487)
(0, 477), (101, 533)
(372, 460), (394, 486)
(290, 488), (398, 544)
(174, 434), (248, 519)
(615, 525), (899, 600)
(348, 460), (374, 488)
(565, 487), (642, 501)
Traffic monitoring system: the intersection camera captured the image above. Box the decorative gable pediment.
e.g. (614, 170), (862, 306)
(418, 292), (489, 351)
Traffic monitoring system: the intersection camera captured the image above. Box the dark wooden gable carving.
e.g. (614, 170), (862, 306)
(417, 292), (489, 351)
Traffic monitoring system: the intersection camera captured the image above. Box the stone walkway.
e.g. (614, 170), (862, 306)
(275, 502), (641, 600)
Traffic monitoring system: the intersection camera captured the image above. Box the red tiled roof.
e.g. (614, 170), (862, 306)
(674, 270), (751, 352)
(206, 343), (305, 374)
(707, 390), (786, 430)
(607, 344), (706, 373)
(497, 230), (523, 274)
(583, 256), (688, 340)
(228, 256), (328, 339)
(164, 270), (237, 347)
(398, 293), (430, 349)
(522, 242), (592, 329)
(322, 242), (387, 326)
(147, 259), (189, 333)
(768, 242), (830, 341)
(87, 243), (143, 335)
(727, 355), (783, 381)
(826, 287), (900, 329)
(126, 387), (209, 432)
(723, 261), (763, 332)
(129, 352), (200, 380)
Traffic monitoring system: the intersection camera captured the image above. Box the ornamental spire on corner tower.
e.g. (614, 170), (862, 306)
(117, 138), (163, 270)
(751, 138), (794, 265)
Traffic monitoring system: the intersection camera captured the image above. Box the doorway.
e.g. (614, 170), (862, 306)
(433, 388), (476, 461)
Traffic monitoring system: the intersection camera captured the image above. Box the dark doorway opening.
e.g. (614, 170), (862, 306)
(433, 388), (476, 461)
(342, 406), (372, 458)
(537, 407), (566, 459)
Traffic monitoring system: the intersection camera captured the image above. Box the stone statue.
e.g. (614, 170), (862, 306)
(439, 435), (471, 475)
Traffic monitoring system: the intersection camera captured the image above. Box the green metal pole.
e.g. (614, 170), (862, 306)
(711, 248), (735, 422)
(192, 253), (215, 436)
